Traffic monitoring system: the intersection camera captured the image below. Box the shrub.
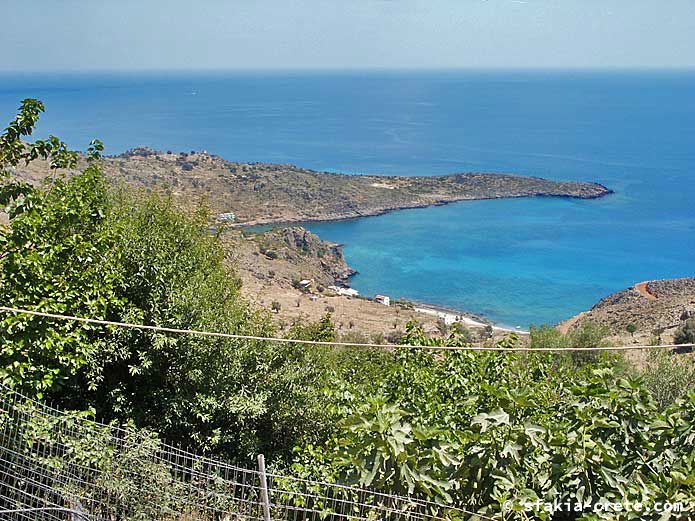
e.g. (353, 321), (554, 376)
(674, 318), (695, 346)
(642, 348), (695, 408)
(289, 313), (335, 343)
(435, 318), (448, 335)
(529, 321), (610, 365)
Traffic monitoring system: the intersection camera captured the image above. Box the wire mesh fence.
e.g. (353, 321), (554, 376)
(0, 385), (478, 520)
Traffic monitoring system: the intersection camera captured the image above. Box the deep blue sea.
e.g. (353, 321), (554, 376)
(1, 70), (694, 328)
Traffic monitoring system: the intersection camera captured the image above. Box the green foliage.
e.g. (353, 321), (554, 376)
(295, 324), (694, 519)
(674, 318), (695, 345)
(529, 321), (610, 366)
(0, 100), (111, 399)
(289, 312), (336, 343)
(0, 101), (331, 463)
(642, 348), (695, 408)
(1, 144), (121, 396)
(529, 322), (609, 350)
(0, 99), (78, 177)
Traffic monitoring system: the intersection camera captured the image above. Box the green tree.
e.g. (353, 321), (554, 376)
(1, 100), (116, 397)
(289, 312), (335, 342)
(0, 100), (329, 462)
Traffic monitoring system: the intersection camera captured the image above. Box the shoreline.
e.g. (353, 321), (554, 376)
(230, 189), (612, 229)
(409, 302), (528, 334)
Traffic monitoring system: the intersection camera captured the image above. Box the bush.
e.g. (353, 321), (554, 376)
(450, 322), (475, 343)
(529, 321), (610, 365)
(674, 318), (695, 346)
(642, 348), (695, 408)
(1, 100), (113, 395)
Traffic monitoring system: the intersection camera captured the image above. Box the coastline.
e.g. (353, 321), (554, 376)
(226, 225), (530, 338)
(229, 189), (612, 228)
(9, 148), (612, 228)
(410, 301), (529, 334)
(11, 150), (612, 334)
(242, 223), (531, 334)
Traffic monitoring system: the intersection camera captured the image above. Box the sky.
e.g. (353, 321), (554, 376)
(1, 0), (694, 71)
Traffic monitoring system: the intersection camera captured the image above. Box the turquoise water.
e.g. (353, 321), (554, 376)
(1, 70), (694, 327)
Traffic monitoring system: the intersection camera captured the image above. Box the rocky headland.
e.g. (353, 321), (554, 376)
(10, 147), (612, 226)
(559, 278), (695, 344)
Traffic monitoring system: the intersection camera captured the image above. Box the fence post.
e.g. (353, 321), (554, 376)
(257, 453), (272, 521)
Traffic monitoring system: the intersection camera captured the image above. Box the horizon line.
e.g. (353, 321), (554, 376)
(2, 65), (695, 75)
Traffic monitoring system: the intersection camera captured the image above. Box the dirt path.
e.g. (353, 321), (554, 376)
(635, 282), (658, 301)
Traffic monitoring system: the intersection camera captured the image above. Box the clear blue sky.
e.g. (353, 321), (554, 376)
(2, 0), (694, 71)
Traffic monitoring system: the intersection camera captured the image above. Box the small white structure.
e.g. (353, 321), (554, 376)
(217, 212), (236, 222)
(414, 307), (458, 326)
(328, 285), (359, 298)
(299, 279), (313, 289)
(375, 295), (391, 306)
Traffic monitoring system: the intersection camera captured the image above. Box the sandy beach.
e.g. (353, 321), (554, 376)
(412, 303), (528, 334)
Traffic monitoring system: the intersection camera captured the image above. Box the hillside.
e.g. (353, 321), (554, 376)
(10, 147), (612, 225)
(560, 278), (695, 343)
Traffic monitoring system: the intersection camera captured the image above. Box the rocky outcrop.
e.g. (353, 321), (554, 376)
(564, 278), (695, 339)
(271, 227), (356, 283)
(229, 227), (356, 290)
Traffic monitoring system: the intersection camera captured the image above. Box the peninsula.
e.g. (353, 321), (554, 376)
(11, 147), (612, 226)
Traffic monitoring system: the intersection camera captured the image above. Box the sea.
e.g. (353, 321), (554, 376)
(1, 70), (694, 328)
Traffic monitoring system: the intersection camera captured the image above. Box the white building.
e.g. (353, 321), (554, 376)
(375, 295), (391, 306)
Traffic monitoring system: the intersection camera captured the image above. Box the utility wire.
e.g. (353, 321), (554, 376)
(0, 306), (693, 353)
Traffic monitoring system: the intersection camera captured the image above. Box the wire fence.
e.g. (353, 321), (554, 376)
(0, 385), (484, 521)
